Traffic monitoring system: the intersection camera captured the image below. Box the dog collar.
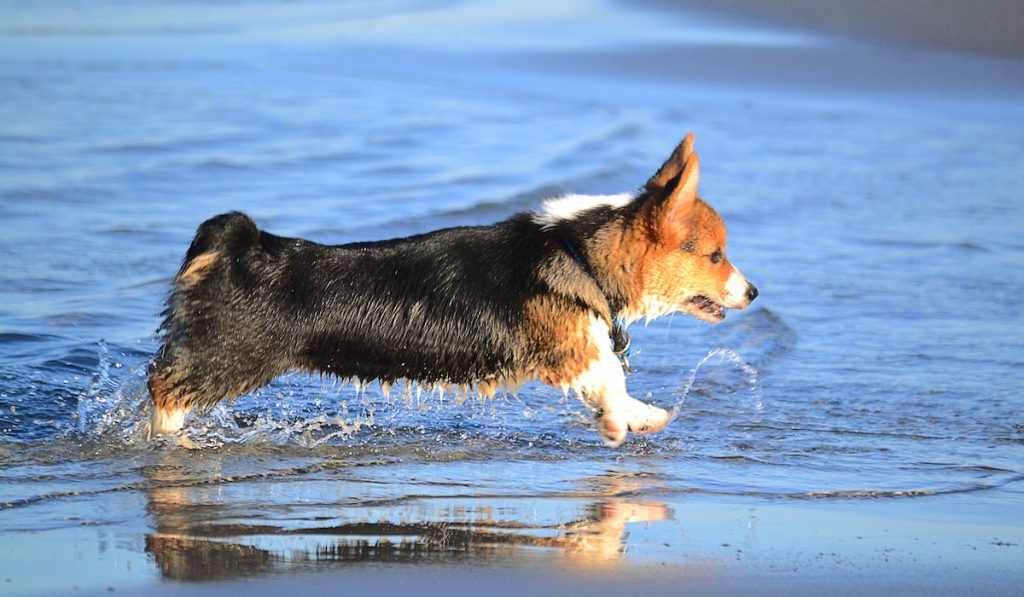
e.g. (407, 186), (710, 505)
(558, 234), (632, 375)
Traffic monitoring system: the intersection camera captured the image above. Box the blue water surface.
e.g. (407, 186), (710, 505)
(0, 0), (1023, 592)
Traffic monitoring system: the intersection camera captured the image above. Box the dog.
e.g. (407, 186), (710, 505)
(147, 133), (757, 446)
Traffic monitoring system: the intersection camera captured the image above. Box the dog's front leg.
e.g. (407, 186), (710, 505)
(573, 329), (671, 446)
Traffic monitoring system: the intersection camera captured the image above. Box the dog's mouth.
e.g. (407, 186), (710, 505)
(688, 295), (726, 322)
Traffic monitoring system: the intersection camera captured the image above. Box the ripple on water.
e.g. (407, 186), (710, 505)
(0, 302), (1015, 521)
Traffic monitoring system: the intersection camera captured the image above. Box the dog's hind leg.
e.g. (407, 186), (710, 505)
(146, 366), (194, 439)
(146, 212), (288, 440)
(146, 351), (288, 440)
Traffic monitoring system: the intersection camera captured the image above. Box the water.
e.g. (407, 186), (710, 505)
(1, 0), (1023, 592)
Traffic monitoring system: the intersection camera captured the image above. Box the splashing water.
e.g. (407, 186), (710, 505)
(61, 310), (779, 453)
(73, 341), (152, 444)
(666, 348), (762, 425)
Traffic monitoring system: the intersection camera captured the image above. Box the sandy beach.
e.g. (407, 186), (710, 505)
(1, 0), (1022, 595)
(654, 0), (1024, 58)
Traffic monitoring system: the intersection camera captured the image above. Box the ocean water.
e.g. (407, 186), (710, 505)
(1, 0), (1023, 592)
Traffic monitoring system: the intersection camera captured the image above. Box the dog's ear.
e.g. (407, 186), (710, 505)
(645, 135), (700, 244)
(662, 152), (699, 233)
(645, 132), (694, 191)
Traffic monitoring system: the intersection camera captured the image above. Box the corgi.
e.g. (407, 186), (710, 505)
(147, 133), (757, 446)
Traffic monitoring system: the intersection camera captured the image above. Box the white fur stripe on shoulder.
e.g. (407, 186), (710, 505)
(532, 193), (634, 227)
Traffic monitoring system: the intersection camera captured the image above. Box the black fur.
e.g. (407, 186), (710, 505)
(151, 210), (618, 411)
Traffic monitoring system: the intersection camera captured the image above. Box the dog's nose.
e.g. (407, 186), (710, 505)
(746, 284), (759, 302)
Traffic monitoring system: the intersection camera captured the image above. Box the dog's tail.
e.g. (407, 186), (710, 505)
(147, 211), (278, 438)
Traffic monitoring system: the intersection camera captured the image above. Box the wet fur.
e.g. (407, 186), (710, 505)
(150, 213), (608, 410)
(149, 133), (757, 445)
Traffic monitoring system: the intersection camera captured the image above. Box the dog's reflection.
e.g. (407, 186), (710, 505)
(142, 458), (672, 580)
(553, 500), (671, 567)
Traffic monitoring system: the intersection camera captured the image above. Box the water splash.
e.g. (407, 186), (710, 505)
(666, 348), (762, 425)
(182, 393), (379, 450)
(63, 345), (521, 452)
(71, 340), (151, 444)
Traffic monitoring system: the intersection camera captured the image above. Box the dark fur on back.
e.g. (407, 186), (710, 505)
(151, 211), (614, 412)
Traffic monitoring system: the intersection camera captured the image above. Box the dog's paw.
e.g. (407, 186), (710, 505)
(626, 402), (671, 435)
(596, 410), (629, 447)
(596, 401), (671, 446)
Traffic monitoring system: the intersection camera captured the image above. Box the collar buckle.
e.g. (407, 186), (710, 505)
(611, 323), (631, 375)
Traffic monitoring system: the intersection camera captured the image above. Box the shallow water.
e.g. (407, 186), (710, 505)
(1, 0), (1023, 592)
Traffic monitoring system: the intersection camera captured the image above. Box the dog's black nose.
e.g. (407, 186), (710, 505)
(746, 284), (759, 302)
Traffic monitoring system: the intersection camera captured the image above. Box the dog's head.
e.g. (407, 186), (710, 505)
(627, 133), (757, 323)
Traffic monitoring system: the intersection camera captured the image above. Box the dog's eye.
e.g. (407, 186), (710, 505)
(710, 249), (723, 264)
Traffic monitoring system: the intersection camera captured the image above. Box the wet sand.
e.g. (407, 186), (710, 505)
(19, 474), (1023, 596)
(135, 561), (1024, 597)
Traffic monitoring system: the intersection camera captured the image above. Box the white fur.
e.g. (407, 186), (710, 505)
(566, 316), (629, 406)
(533, 193), (634, 227)
(623, 294), (678, 325)
(723, 269), (750, 308)
(566, 315), (671, 446)
(149, 405), (187, 438)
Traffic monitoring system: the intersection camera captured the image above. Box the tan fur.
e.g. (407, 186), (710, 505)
(585, 221), (649, 318)
(177, 251), (219, 285)
(518, 296), (601, 388)
(147, 368), (193, 437)
(148, 368), (182, 410)
(645, 132), (694, 190)
(631, 200), (733, 318)
(477, 379), (499, 399)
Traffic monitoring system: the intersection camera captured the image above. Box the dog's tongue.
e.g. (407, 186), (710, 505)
(694, 295), (725, 319)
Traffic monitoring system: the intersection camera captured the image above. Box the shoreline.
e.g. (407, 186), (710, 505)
(635, 0), (1024, 59)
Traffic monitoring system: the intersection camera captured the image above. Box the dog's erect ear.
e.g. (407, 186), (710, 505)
(651, 150), (700, 246)
(661, 152), (699, 233)
(645, 132), (694, 191)
(646, 135), (700, 244)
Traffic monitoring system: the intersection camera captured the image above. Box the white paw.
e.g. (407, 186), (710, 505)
(595, 400), (671, 446)
(626, 402), (671, 435)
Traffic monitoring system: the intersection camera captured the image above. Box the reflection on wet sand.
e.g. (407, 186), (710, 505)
(142, 458), (675, 581)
